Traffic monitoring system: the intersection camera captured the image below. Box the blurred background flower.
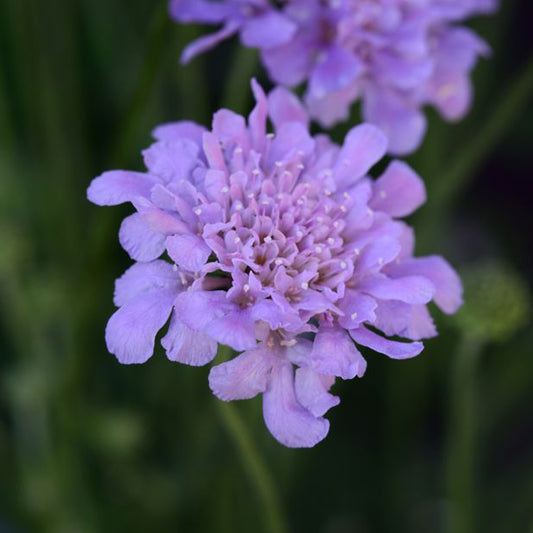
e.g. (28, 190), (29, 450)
(0, 0), (533, 532)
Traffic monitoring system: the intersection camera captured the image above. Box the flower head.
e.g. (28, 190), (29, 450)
(170, 0), (496, 154)
(88, 80), (462, 447)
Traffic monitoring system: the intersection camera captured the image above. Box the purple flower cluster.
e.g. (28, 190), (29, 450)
(88, 81), (462, 447)
(170, 0), (496, 154)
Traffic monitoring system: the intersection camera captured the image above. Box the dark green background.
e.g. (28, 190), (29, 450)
(1, 1), (532, 532)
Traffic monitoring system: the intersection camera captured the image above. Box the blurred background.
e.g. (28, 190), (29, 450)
(0, 1), (532, 532)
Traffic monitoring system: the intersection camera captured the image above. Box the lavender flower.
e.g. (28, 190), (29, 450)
(170, 0), (496, 154)
(87, 80), (462, 447)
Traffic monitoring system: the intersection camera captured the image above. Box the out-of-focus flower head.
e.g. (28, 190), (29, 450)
(87, 80), (462, 447)
(169, 0), (497, 154)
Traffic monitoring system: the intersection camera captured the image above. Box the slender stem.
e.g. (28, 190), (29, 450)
(215, 347), (289, 533)
(221, 46), (259, 113)
(447, 333), (485, 533)
(418, 55), (533, 251)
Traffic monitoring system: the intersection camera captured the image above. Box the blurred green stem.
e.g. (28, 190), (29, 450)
(216, 347), (289, 533)
(419, 55), (533, 250)
(447, 333), (485, 533)
(222, 46), (259, 113)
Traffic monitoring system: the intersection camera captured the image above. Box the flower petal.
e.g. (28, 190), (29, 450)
(174, 290), (232, 331)
(205, 309), (257, 351)
(209, 347), (272, 401)
(152, 121), (206, 145)
(241, 12), (296, 49)
(180, 22), (240, 64)
(386, 256), (463, 314)
(350, 326), (424, 359)
(295, 367), (340, 417)
(142, 139), (199, 182)
(370, 161), (426, 217)
(359, 275), (435, 305)
(119, 213), (166, 262)
(268, 86), (308, 130)
(114, 260), (181, 307)
(87, 171), (159, 206)
(162, 314), (217, 366)
(166, 234), (211, 272)
(337, 291), (377, 330)
(333, 124), (388, 189)
(263, 362), (329, 448)
(105, 289), (175, 364)
(311, 326), (367, 379)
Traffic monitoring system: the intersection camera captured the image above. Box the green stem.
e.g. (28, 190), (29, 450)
(447, 333), (485, 533)
(435, 55), (533, 207)
(418, 55), (533, 251)
(215, 347), (289, 533)
(221, 46), (259, 113)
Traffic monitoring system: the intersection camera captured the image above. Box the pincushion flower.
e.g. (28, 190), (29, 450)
(169, 0), (496, 154)
(87, 80), (462, 447)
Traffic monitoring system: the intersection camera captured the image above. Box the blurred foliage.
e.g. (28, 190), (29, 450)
(1, 0), (533, 532)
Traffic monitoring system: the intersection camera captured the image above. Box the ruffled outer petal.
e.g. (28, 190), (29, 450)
(350, 326), (424, 359)
(166, 234), (212, 272)
(268, 86), (309, 130)
(311, 326), (367, 379)
(386, 256), (463, 313)
(363, 87), (426, 156)
(105, 289), (175, 365)
(209, 347), (272, 401)
(113, 260), (181, 307)
(295, 367), (340, 417)
(359, 275), (435, 305)
(263, 362), (329, 448)
(370, 161), (426, 217)
(87, 171), (159, 206)
(162, 314), (217, 366)
(241, 12), (297, 49)
(119, 213), (166, 262)
(333, 124), (388, 190)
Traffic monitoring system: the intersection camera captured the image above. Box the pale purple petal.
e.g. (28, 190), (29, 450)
(162, 314), (217, 366)
(268, 86), (308, 130)
(87, 171), (159, 206)
(334, 124), (388, 189)
(209, 347), (272, 400)
(166, 234), (212, 272)
(181, 22), (240, 65)
(311, 326), (367, 379)
(205, 309), (257, 351)
(363, 88), (426, 156)
(114, 260), (181, 307)
(359, 275), (435, 305)
(370, 161), (426, 217)
(386, 256), (463, 313)
(152, 121), (206, 145)
(295, 367), (340, 417)
(119, 213), (166, 262)
(142, 139), (199, 181)
(337, 291), (377, 330)
(350, 326), (424, 359)
(263, 362), (329, 448)
(105, 289), (175, 364)
(241, 12), (296, 49)
(174, 290), (232, 331)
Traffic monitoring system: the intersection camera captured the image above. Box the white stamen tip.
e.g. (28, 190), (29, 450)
(267, 133), (275, 139)
(264, 236), (272, 243)
(340, 261), (347, 269)
(275, 258), (283, 265)
(340, 205), (348, 212)
(243, 283), (250, 293)
(296, 231), (304, 238)
(221, 186), (229, 193)
(327, 237), (335, 245)
(296, 163), (305, 170)
(280, 339), (297, 347)
(343, 192), (351, 199)
(315, 246), (323, 253)
(234, 237), (241, 243)
(172, 264), (178, 272)
(300, 282), (309, 290)
(354, 248), (361, 256)
(351, 312), (358, 320)
(194, 208), (202, 215)
(275, 160), (283, 168)
(234, 146), (243, 154)
(378, 257), (384, 265)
